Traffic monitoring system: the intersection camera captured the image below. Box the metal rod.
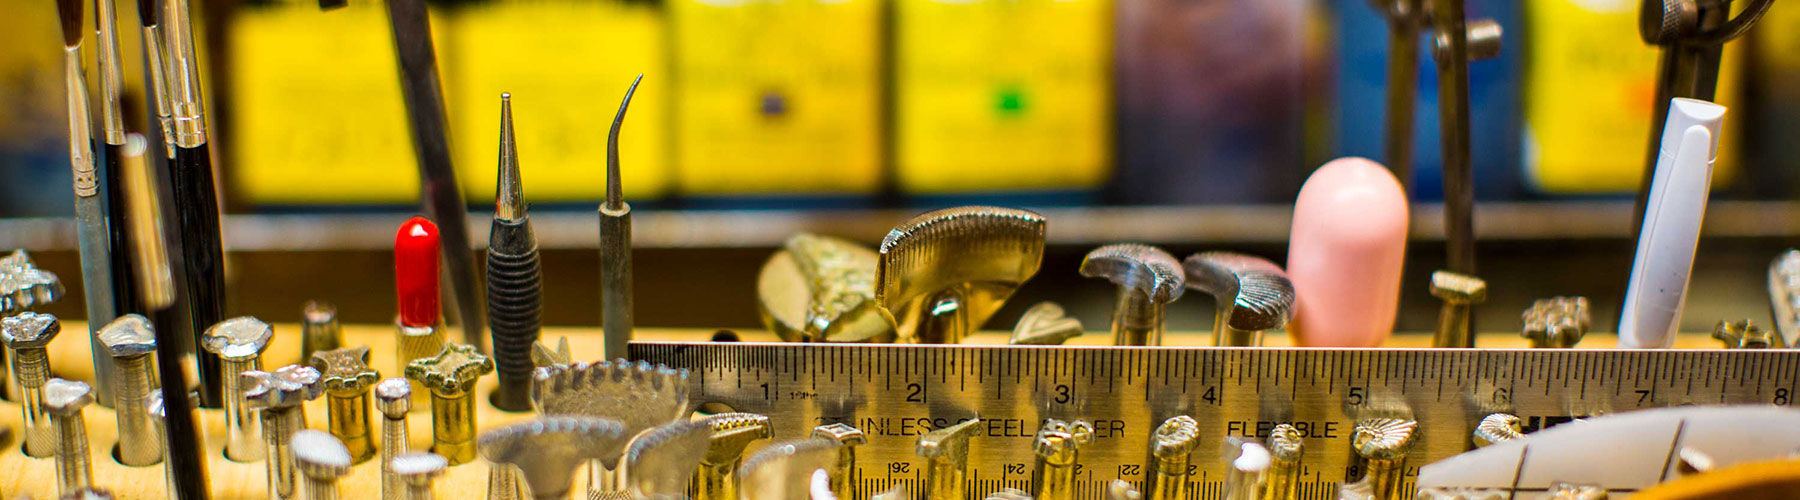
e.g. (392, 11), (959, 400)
(380, 0), (486, 354)
(600, 75), (642, 361)
(1381, 0), (1421, 192)
(164, 0), (227, 408)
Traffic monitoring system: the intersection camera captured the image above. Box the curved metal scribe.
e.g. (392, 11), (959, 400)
(876, 206), (1046, 344)
(1081, 244), (1184, 346)
(1183, 251), (1296, 346)
(478, 416), (630, 500)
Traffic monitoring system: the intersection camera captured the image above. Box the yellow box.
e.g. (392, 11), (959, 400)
(1523, 0), (1743, 193)
(894, 0), (1112, 193)
(447, 0), (669, 203)
(669, 0), (883, 195)
(230, 1), (430, 204)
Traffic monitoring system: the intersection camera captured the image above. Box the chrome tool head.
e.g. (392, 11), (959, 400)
(1713, 319), (1777, 349)
(532, 359), (690, 468)
(1522, 296), (1590, 348)
(626, 419), (712, 499)
(43, 378), (94, 416)
(1472, 413), (1523, 448)
(876, 206), (1046, 344)
(202, 316), (274, 361)
(374, 377), (411, 418)
(3, 311), (61, 348)
(292, 429), (353, 481)
(405, 343), (493, 396)
(391, 452), (448, 485)
(1008, 302), (1083, 345)
(496, 93), (527, 222)
(757, 233), (893, 343)
(1352, 418), (1417, 460)
(738, 438), (842, 500)
(1184, 252), (1296, 345)
(479, 416), (630, 500)
(97, 314), (156, 358)
(313, 346), (380, 397)
(1033, 419), (1094, 466)
(1080, 244), (1185, 304)
(1152, 415), (1200, 460)
(243, 365), (323, 410)
(0, 250), (64, 313)
(1430, 271), (1487, 304)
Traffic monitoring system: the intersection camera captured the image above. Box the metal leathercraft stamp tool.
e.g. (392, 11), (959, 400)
(1765, 250), (1799, 347)
(1009, 302), (1083, 345)
(5, 312), (62, 457)
(245, 366), (325, 500)
(376, 378), (413, 500)
(532, 337), (571, 370)
(406, 343), (493, 465)
(479, 416), (631, 500)
(1428, 0), (1501, 283)
(876, 206), (1046, 344)
(694, 412), (773, 500)
(1349, 418), (1417, 500)
(1147, 415), (1198, 500)
(1472, 413), (1522, 448)
(1184, 252), (1297, 347)
(1107, 480), (1143, 500)
(1522, 297), (1589, 348)
(97, 314), (162, 467)
(1264, 423), (1304, 500)
(0, 250), (64, 313)
(202, 316), (275, 461)
(45, 378), (95, 496)
(392, 452), (447, 500)
(757, 233), (893, 343)
(1221, 439), (1271, 500)
(488, 94), (545, 412)
(533, 359), (690, 489)
(313, 346), (380, 463)
(1032, 419), (1093, 500)
(1081, 244), (1184, 346)
(302, 301), (344, 367)
(810, 423), (865, 495)
(917, 418), (980, 500)
(1429, 271), (1487, 348)
(1713, 319), (1777, 349)
(624, 420), (711, 499)
(738, 438), (842, 500)
(599, 75), (643, 361)
(292, 430), (353, 500)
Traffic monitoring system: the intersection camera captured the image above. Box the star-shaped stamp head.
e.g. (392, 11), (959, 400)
(202, 316), (275, 361)
(405, 343), (493, 396)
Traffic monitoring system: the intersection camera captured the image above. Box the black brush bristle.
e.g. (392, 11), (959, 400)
(137, 0), (160, 27)
(55, 0), (84, 47)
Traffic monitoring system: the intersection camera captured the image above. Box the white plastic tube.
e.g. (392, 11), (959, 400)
(1619, 98), (1727, 348)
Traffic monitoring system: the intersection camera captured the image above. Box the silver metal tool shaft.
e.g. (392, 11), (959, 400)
(302, 301), (344, 365)
(202, 316), (275, 461)
(406, 343), (493, 465)
(293, 430), (352, 500)
(1080, 244), (1184, 346)
(98, 314), (162, 466)
(245, 366), (325, 500)
(1429, 271), (1486, 348)
(376, 378), (413, 500)
(54, 0), (122, 416)
(600, 75), (643, 362)
(5, 312), (62, 457)
(392, 452), (447, 500)
(1264, 424), (1303, 500)
(45, 378), (96, 496)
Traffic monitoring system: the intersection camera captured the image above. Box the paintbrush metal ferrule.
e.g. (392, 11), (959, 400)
(61, 48), (97, 199)
(95, 0), (127, 144)
(163, 0), (205, 147)
(140, 22), (176, 158)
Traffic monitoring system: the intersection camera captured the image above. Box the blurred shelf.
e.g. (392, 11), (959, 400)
(2, 201), (1797, 251)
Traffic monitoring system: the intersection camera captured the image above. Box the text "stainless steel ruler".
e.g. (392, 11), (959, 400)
(631, 342), (1800, 500)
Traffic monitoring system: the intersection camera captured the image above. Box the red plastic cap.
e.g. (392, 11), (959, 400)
(394, 216), (441, 327)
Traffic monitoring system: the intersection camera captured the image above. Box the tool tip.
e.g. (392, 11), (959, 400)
(606, 75), (644, 209)
(496, 94), (525, 221)
(56, 0), (84, 46)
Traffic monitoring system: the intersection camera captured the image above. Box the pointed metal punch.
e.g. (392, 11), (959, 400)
(756, 233), (893, 343)
(876, 207), (1046, 344)
(1184, 252), (1296, 346)
(1081, 244), (1183, 346)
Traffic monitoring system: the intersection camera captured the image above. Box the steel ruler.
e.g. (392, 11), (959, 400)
(631, 342), (1800, 500)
